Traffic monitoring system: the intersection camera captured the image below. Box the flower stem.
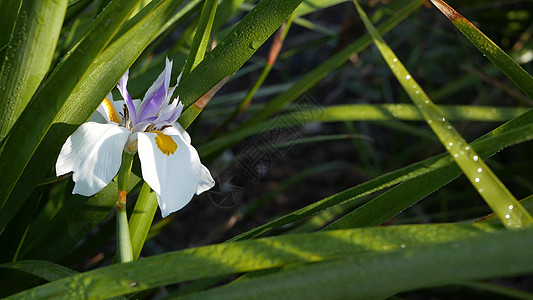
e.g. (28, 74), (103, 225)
(116, 152), (134, 263)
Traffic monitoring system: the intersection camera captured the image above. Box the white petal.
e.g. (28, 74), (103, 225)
(56, 122), (131, 196)
(196, 164), (215, 195)
(89, 109), (107, 124)
(163, 123), (191, 144)
(137, 131), (203, 217)
(95, 93), (114, 123)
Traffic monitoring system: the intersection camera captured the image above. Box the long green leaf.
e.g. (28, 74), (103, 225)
(7, 223), (508, 299)
(0, 260), (78, 282)
(234, 0), (423, 131)
(293, 0), (349, 17)
(325, 161), (463, 229)
(181, 0), (218, 78)
(199, 104), (528, 158)
(129, 183), (158, 260)
(0, 0), (144, 230)
(0, 0), (196, 235)
(352, 0), (532, 228)
(0, 0), (21, 70)
(174, 0), (304, 109)
(20, 174), (140, 262)
(130, 0), (304, 257)
(229, 108), (533, 241)
(0, 0), (67, 140)
(181, 227), (533, 299)
(429, 0), (533, 99)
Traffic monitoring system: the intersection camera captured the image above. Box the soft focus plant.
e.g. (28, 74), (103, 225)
(0, 0), (532, 299)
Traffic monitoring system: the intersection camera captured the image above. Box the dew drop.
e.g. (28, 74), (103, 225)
(428, 120), (433, 124)
(447, 126), (452, 129)
(424, 100), (429, 104)
(505, 214), (511, 219)
(508, 205), (514, 210)
(405, 75), (411, 80)
(474, 177), (480, 183)
(400, 243), (406, 248)
(416, 91), (420, 94)
(478, 188), (484, 193)
(393, 58), (398, 62)
(465, 146), (470, 150)
(441, 117), (446, 122)
(454, 154), (459, 157)
(477, 168), (482, 173)
(250, 40), (261, 50)
(473, 155), (479, 161)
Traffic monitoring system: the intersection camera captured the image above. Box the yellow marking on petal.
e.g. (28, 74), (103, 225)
(152, 130), (177, 155)
(103, 97), (120, 123)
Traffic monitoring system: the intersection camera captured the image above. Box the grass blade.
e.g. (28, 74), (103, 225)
(181, 0), (218, 78)
(0, 0), (144, 227)
(229, 108), (533, 241)
(235, 0), (424, 131)
(181, 227), (533, 300)
(352, 0), (533, 228)
(0, 260), (77, 282)
(199, 104), (528, 157)
(0, 0), (67, 140)
(7, 223), (511, 299)
(0, 0), (192, 235)
(429, 0), (533, 99)
(174, 0), (304, 109)
(128, 183), (158, 260)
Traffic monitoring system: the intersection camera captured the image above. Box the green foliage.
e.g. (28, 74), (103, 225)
(0, 0), (532, 298)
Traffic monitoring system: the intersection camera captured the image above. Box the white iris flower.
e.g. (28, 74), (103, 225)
(56, 58), (215, 217)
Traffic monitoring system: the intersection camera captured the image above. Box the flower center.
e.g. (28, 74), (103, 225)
(153, 131), (177, 155)
(103, 97), (121, 124)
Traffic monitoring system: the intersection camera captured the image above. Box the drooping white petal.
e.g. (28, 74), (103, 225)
(197, 164), (215, 195)
(56, 122), (131, 196)
(137, 131), (204, 217)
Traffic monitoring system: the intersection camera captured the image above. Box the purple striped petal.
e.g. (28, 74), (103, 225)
(137, 58), (173, 122)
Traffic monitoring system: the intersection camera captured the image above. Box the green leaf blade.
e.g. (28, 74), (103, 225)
(181, 0), (218, 78)
(430, 0), (533, 99)
(181, 227), (533, 300)
(352, 0), (533, 229)
(0, 260), (78, 282)
(0, 0), (144, 224)
(0, 0), (68, 140)
(175, 0), (304, 108)
(7, 223), (510, 299)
